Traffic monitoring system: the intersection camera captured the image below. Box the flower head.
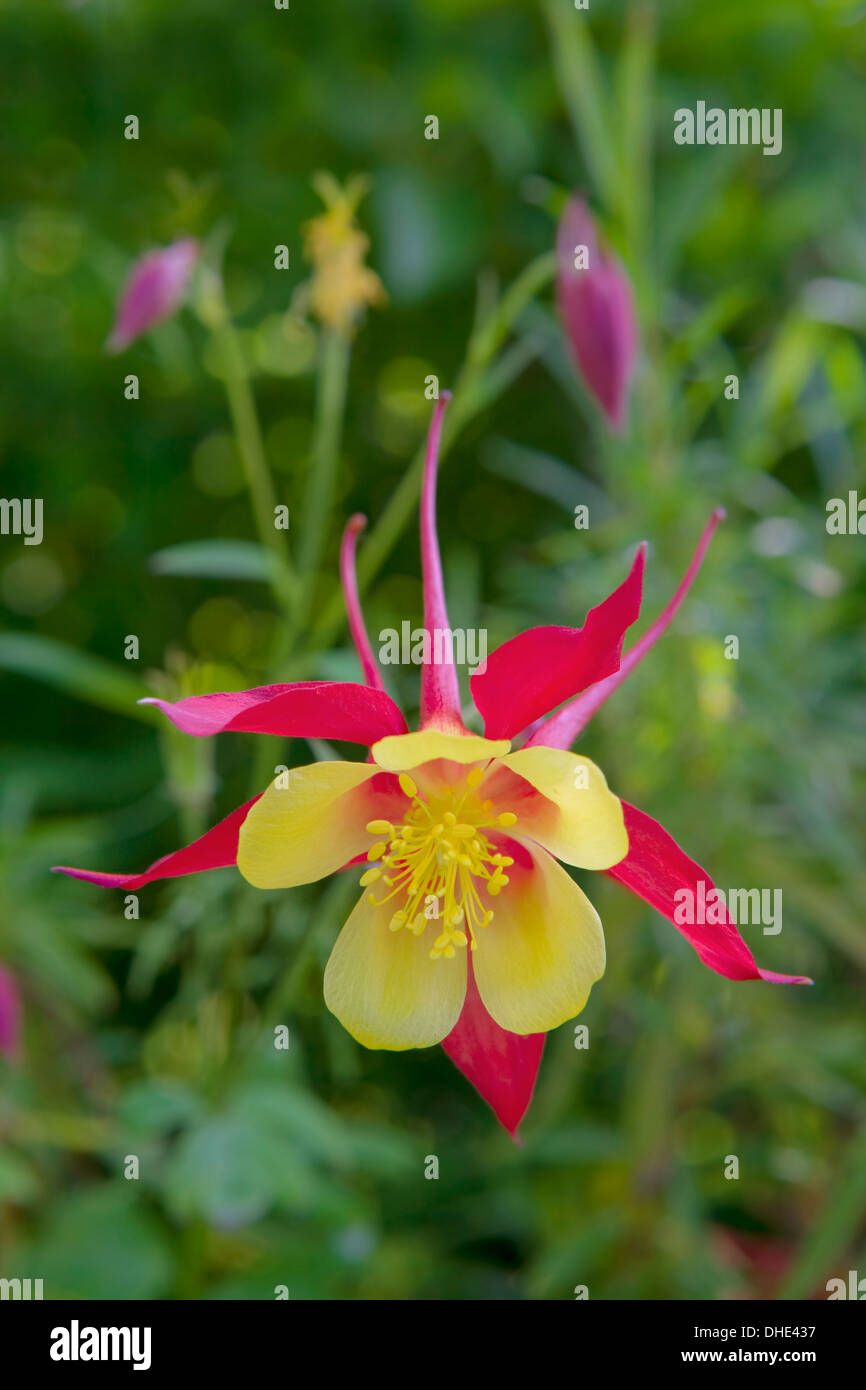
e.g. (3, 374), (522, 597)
(55, 399), (809, 1135)
(556, 195), (637, 432)
(297, 173), (386, 336)
(107, 238), (199, 353)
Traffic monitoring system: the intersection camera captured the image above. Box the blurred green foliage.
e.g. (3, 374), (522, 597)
(1, 0), (864, 1300)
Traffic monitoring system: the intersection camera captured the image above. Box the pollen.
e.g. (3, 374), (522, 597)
(360, 766), (516, 960)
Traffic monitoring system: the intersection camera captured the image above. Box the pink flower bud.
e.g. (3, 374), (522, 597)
(556, 197), (637, 432)
(107, 238), (199, 352)
(0, 964), (21, 1058)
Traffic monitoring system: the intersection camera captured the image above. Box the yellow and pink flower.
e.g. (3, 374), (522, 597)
(55, 398), (810, 1134)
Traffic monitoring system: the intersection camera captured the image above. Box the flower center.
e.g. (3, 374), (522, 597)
(360, 766), (516, 960)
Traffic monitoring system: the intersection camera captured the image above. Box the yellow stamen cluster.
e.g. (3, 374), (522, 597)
(361, 767), (516, 961)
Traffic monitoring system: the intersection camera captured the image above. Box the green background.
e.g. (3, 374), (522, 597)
(1, 0), (864, 1299)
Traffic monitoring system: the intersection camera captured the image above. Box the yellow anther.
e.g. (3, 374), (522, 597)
(365, 772), (517, 963)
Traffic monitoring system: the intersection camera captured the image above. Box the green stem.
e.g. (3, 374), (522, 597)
(293, 327), (351, 637)
(541, 0), (619, 213)
(308, 252), (555, 650)
(211, 305), (298, 617)
(617, 1), (655, 302)
(467, 250), (556, 367)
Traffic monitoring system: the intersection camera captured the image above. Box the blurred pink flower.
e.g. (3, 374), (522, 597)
(107, 238), (199, 352)
(0, 964), (21, 1058)
(556, 196), (637, 432)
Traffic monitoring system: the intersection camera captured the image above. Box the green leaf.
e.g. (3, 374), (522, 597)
(542, 0), (618, 212)
(120, 1079), (204, 1136)
(27, 1185), (173, 1300)
(163, 1112), (317, 1226)
(147, 539), (273, 582)
(615, 1), (655, 258)
(0, 634), (154, 721)
(235, 1082), (350, 1166)
(0, 1148), (40, 1204)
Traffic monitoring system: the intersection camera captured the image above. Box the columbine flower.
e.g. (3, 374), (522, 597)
(556, 195), (637, 432)
(0, 964), (21, 1058)
(55, 397), (809, 1135)
(107, 238), (199, 352)
(294, 173), (386, 336)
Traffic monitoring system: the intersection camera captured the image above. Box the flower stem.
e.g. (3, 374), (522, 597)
(210, 303), (298, 617)
(307, 251), (555, 650)
(466, 250), (555, 367)
(293, 327), (351, 639)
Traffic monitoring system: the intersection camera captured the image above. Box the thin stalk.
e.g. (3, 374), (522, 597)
(541, 0), (619, 213)
(293, 327), (351, 637)
(467, 250), (556, 366)
(308, 252), (555, 650)
(617, 1), (655, 305)
(211, 305), (298, 618)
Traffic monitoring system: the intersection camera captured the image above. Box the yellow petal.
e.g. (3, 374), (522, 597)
(237, 761), (382, 889)
(324, 891), (467, 1049)
(372, 729), (510, 772)
(472, 839), (605, 1034)
(496, 746), (628, 870)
